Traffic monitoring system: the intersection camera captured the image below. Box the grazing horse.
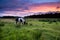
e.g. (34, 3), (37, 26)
(15, 17), (26, 25)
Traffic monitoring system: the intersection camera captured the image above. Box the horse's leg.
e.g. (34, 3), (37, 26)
(16, 21), (17, 24)
(19, 21), (22, 25)
(23, 22), (25, 25)
(24, 21), (28, 25)
(23, 21), (25, 25)
(21, 22), (23, 25)
(22, 22), (24, 25)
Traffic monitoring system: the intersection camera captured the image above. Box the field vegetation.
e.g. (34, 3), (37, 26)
(0, 18), (60, 40)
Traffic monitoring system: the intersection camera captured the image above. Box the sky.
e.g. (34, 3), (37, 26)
(0, 0), (60, 17)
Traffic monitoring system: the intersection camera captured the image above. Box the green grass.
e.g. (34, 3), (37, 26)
(0, 18), (60, 40)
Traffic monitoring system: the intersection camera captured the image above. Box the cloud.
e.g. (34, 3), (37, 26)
(0, 0), (60, 17)
(56, 5), (60, 9)
(0, 2), (60, 17)
(0, 0), (31, 11)
(0, 0), (60, 11)
(0, 10), (5, 14)
(27, 2), (60, 12)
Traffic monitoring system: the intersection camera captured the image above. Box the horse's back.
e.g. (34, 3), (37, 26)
(16, 18), (18, 21)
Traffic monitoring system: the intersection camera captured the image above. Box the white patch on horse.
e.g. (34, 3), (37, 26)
(16, 17), (26, 25)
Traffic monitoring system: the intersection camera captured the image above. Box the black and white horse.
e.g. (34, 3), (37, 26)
(15, 17), (26, 25)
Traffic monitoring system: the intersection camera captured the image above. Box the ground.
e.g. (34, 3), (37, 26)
(0, 18), (60, 40)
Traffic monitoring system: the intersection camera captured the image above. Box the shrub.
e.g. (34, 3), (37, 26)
(0, 21), (5, 40)
(15, 24), (21, 28)
(48, 21), (52, 24)
(0, 28), (3, 40)
(29, 24), (33, 26)
(0, 21), (5, 26)
(39, 19), (49, 22)
(53, 20), (57, 22)
(57, 19), (60, 22)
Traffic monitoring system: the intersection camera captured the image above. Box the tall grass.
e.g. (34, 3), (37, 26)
(0, 18), (60, 40)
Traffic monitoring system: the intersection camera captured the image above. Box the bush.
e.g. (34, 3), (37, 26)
(53, 20), (57, 22)
(39, 19), (49, 22)
(0, 21), (5, 26)
(48, 21), (53, 24)
(0, 28), (3, 40)
(57, 19), (60, 22)
(15, 24), (21, 28)
(29, 23), (33, 26)
(0, 21), (5, 40)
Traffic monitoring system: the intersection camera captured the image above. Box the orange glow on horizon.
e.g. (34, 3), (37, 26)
(27, 5), (60, 12)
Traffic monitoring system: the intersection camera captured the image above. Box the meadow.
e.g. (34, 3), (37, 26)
(0, 18), (60, 40)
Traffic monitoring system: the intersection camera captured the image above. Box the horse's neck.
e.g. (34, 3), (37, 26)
(18, 18), (25, 22)
(18, 18), (21, 21)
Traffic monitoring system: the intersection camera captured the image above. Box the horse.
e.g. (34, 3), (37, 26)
(15, 17), (26, 25)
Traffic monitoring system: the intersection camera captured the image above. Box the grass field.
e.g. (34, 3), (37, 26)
(0, 18), (60, 40)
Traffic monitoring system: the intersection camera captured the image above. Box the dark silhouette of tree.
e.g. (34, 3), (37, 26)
(25, 12), (60, 18)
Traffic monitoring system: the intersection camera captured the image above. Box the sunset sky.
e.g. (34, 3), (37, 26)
(0, 0), (60, 17)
